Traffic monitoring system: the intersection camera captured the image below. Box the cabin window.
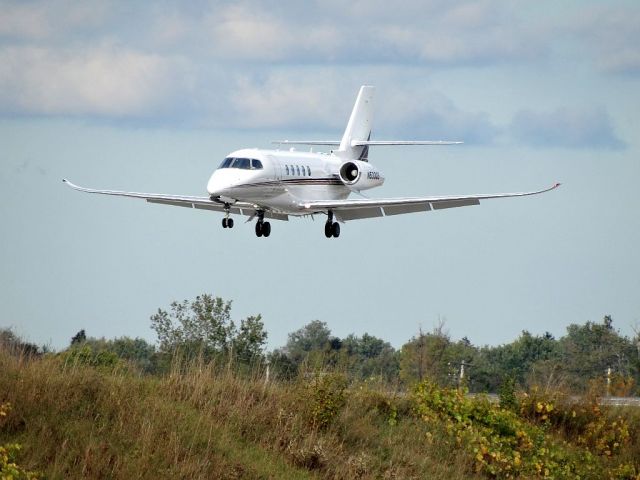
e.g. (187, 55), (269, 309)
(251, 159), (263, 169)
(219, 157), (233, 168)
(301, 166), (306, 176)
(285, 165), (289, 175)
(307, 166), (311, 176)
(296, 165), (300, 176)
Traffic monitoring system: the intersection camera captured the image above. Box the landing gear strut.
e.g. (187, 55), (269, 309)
(255, 211), (271, 238)
(221, 205), (234, 229)
(324, 211), (340, 238)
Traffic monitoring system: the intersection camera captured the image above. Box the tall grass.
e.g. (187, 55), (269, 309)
(0, 345), (476, 479)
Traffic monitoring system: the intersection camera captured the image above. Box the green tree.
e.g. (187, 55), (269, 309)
(233, 315), (268, 364)
(558, 316), (637, 393)
(70, 329), (86, 345)
(283, 320), (333, 368)
(150, 294), (234, 360)
(341, 333), (399, 382)
(150, 294), (267, 367)
(399, 324), (466, 386)
(472, 331), (559, 393)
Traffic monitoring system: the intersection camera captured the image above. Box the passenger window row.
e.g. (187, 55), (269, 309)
(285, 165), (311, 176)
(219, 157), (263, 170)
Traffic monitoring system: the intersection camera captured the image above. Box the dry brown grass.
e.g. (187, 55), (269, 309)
(0, 346), (478, 479)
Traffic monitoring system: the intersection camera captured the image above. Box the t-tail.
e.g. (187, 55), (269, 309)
(271, 85), (463, 157)
(337, 85), (375, 161)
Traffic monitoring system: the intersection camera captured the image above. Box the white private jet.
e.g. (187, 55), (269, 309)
(63, 86), (559, 238)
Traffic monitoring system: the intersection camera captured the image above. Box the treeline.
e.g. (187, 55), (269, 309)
(5, 295), (639, 395)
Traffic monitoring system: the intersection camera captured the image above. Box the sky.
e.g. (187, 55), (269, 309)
(1, 0), (639, 352)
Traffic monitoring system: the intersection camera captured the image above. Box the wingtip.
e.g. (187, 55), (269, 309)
(554, 182), (562, 188)
(62, 178), (68, 183)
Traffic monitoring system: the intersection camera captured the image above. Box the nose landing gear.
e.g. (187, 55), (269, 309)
(324, 211), (340, 238)
(255, 211), (271, 238)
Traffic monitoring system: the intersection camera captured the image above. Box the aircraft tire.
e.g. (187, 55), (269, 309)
(255, 221), (263, 237)
(222, 218), (228, 228)
(331, 222), (340, 238)
(227, 218), (234, 228)
(262, 222), (271, 237)
(324, 222), (332, 238)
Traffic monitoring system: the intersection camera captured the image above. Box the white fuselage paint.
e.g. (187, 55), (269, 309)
(206, 148), (385, 215)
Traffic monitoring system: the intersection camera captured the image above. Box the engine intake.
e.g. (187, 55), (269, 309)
(337, 160), (384, 192)
(339, 161), (360, 184)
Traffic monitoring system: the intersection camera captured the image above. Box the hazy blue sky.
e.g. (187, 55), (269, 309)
(1, 0), (639, 351)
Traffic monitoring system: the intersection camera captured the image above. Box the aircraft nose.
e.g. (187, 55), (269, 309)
(207, 172), (226, 196)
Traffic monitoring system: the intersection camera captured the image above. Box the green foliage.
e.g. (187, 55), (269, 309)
(150, 294), (267, 366)
(277, 322), (399, 383)
(234, 315), (268, 365)
(518, 388), (632, 458)
(341, 333), (399, 382)
(0, 403), (39, 480)
(0, 329), (39, 358)
(303, 373), (348, 430)
(413, 380), (640, 479)
(499, 377), (518, 412)
(399, 324), (473, 386)
(70, 329), (86, 345)
(58, 343), (121, 369)
(284, 320), (333, 367)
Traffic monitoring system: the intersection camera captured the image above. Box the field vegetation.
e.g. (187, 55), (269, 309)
(1, 295), (639, 478)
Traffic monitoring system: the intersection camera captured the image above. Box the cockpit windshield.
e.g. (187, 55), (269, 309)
(218, 157), (263, 170)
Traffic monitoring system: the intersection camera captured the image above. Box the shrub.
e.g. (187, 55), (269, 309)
(0, 403), (40, 479)
(412, 380), (640, 478)
(302, 373), (347, 430)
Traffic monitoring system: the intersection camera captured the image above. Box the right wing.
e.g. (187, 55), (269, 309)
(302, 183), (561, 221)
(62, 179), (289, 220)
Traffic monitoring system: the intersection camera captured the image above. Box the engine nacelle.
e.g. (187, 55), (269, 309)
(338, 160), (384, 191)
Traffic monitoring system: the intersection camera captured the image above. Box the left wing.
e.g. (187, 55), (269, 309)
(62, 179), (289, 220)
(303, 183), (561, 221)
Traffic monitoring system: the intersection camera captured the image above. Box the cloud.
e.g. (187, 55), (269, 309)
(570, 5), (640, 75)
(194, 0), (545, 66)
(0, 0), (111, 41)
(0, 45), (193, 118)
(509, 107), (625, 150)
(217, 73), (498, 143)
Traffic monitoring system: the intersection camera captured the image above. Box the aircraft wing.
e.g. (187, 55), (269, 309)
(62, 179), (289, 220)
(302, 183), (561, 221)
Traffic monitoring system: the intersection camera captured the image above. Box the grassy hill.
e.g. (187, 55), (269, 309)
(1, 345), (639, 479)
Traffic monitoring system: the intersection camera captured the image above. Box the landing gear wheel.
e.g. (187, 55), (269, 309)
(227, 218), (234, 228)
(324, 222), (332, 238)
(255, 221), (263, 237)
(331, 222), (340, 238)
(262, 222), (271, 237)
(222, 218), (228, 228)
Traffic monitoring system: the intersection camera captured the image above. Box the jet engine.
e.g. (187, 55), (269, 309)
(338, 160), (384, 191)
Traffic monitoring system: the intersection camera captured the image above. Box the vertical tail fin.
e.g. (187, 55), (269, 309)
(338, 85), (375, 160)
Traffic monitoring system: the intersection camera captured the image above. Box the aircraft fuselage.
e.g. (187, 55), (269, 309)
(206, 148), (385, 215)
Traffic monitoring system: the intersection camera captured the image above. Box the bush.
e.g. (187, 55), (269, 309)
(0, 403), (40, 479)
(412, 380), (639, 479)
(302, 373), (347, 430)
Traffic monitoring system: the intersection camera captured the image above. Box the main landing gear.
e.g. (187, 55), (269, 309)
(222, 205), (234, 229)
(324, 211), (340, 238)
(255, 211), (271, 238)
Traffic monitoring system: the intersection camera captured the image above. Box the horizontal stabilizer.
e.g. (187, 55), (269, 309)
(271, 140), (463, 147)
(351, 140), (463, 146)
(271, 140), (340, 146)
